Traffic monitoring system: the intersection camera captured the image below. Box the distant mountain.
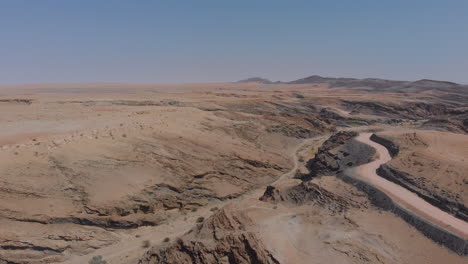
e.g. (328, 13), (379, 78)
(288, 75), (467, 94)
(235, 75), (467, 95)
(236, 77), (273, 84)
(289, 75), (357, 84)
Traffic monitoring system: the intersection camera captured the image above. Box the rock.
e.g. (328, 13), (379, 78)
(139, 209), (280, 264)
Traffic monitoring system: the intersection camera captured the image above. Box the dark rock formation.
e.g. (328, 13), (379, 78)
(0, 99), (33, 104)
(303, 131), (375, 179)
(260, 182), (360, 214)
(369, 134), (399, 157)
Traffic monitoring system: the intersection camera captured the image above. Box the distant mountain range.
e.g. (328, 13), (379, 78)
(236, 75), (468, 95)
(236, 77), (274, 84)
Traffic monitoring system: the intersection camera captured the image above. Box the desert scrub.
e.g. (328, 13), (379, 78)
(196, 216), (205, 223)
(89, 255), (107, 264)
(163, 237), (170, 243)
(142, 240), (151, 248)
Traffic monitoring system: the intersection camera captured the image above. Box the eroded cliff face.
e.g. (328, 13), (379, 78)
(139, 209), (280, 264)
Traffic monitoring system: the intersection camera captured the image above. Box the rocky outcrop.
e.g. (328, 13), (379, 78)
(303, 131), (375, 179)
(260, 182), (361, 214)
(139, 209), (280, 264)
(0, 99), (33, 104)
(419, 119), (468, 134)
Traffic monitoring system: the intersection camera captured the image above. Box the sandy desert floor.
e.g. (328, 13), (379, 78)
(0, 81), (467, 263)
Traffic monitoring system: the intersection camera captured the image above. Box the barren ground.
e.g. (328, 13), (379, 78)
(0, 81), (467, 263)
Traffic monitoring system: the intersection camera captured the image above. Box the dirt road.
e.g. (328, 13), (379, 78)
(354, 132), (468, 239)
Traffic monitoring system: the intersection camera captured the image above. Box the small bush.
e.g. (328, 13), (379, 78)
(294, 170), (308, 180)
(163, 237), (170, 243)
(196, 216), (205, 223)
(89, 255), (107, 264)
(210, 207), (219, 212)
(142, 240), (151, 248)
(191, 208), (198, 212)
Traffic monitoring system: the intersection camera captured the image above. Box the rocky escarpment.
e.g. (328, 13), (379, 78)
(342, 100), (451, 119)
(139, 209), (280, 264)
(302, 131), (375, 179)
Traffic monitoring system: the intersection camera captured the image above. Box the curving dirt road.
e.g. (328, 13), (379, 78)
(354, 133), (468, 239)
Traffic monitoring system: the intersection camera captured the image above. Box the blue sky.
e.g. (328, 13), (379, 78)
(1, 0), (467, 84)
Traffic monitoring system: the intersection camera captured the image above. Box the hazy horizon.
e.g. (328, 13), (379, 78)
(1, 0), (467, 85)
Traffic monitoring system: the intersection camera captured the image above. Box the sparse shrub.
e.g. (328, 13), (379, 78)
(294, 170), (307, 179)
(122, 134), (127, 138)
(273, 206), (278, 210)
(163, 237), (170, 243)
(210, 207), (219, 212)
(142, 240), (151, 248)
(191, 208), (198, 212)
(89, 255), (107, 264)
(196, 216), (205, 223)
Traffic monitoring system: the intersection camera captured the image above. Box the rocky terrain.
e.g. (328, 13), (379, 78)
(0, 77), (467, 263)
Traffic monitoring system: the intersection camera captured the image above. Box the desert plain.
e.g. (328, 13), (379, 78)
(0, 76), (467, 264)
